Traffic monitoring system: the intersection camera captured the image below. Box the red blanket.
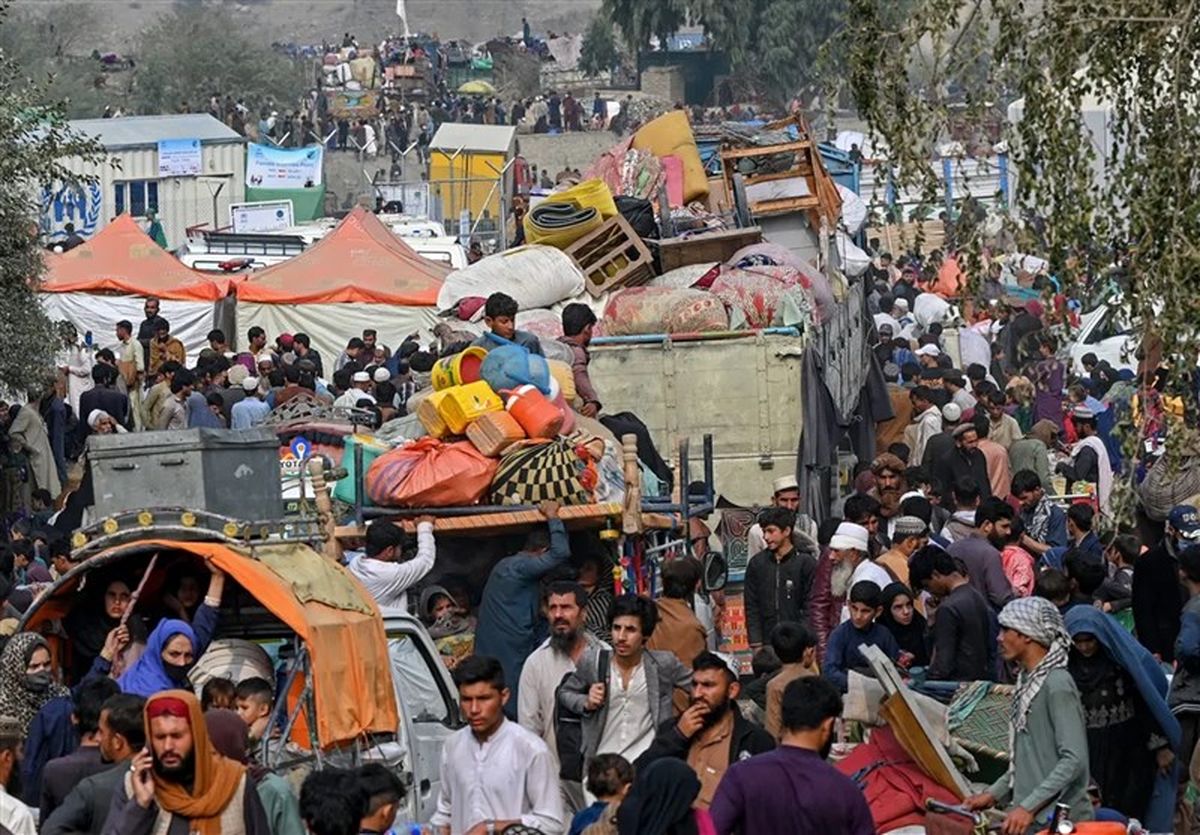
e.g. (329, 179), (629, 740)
(834, 725), (961, 834)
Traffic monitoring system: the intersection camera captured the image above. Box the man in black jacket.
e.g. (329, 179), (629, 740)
(41, 692), (145, 835)
(1133, 505), (1199, 663)
(636, 652), (774, 808)
(744, 508), (817, 651)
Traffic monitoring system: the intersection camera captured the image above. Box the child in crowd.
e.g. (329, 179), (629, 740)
(234, 676), (275, 743)
(200, 677), (236, 711)
(357, 763), (406, 835)
(569, 753), (633, 835)
(765, 622), (818, 739)
(822, 581), (900, 692)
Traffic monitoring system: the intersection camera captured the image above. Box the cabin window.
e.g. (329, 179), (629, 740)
(114, 180), (160, 217)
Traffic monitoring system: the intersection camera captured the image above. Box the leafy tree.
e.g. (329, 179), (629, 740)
(579, 14), (620, 78)
(0, 0), (104, 393)
(842, 0), (1200, 521)
(132, 5), (306, 116)
(604, 0), (689, 52)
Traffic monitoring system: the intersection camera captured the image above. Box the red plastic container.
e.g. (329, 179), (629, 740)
(505, 385), (563, 438)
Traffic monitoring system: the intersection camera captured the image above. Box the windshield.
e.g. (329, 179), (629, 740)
(387, 631), (453, 725)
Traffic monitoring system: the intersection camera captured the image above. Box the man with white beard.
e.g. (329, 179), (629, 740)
(828, 522), (891, 623)
(811, 522), (860, 657)
(518, 580), (607, 815)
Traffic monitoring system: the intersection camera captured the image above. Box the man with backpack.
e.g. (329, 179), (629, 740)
(518, 581), (607, 814)
(557, 595), (692, 798)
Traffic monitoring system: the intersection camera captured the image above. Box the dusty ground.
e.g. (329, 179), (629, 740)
(16, 0), (600, 50)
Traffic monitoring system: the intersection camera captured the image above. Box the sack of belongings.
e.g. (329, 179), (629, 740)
(490, 437), (597, 505)
(366, 437), (498, 506)
(601, 286), (729, 336)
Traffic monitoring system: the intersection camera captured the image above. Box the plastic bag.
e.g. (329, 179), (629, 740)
(366, 437), (498, 507)
(480, 342), (552, 395)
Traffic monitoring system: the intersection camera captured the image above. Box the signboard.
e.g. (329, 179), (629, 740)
(376, 183), (431, 218)
(157, 139), (203, 177)
(230, 199), (296, 234)
(246, 143), (324, 189)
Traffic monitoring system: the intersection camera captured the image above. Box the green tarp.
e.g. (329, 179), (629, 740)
(245, 186), (326, 222)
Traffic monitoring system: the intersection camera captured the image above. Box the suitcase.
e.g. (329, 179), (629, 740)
(466, 410), (526, 457)
(436, 381), (503, 434)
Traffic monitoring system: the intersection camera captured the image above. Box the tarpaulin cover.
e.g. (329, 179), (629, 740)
(24, 539), (398, 748)
(366, 437), (498, 506)
(40, 214), (235, 301)
(237, 206), (447, 304)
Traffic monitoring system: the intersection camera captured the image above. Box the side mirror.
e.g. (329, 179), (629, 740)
(703, 551), (728, 592)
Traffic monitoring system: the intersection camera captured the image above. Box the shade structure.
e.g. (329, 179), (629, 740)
(38, 214), (235, 362)
(40, 213), (234, 301)
(236, 206), (448, 305)
(235, 207), (448, 363)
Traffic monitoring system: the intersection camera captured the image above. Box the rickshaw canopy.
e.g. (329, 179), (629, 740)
(25, 538), (399, 748)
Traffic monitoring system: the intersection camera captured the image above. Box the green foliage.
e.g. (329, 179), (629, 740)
(603, 0), (689, 52)
(579, 14), (620, 79)
(602, 0), (847, 104)
(132, 5), (306, 116)
(843, 0), (1200, 520)
(0, 0), (104, 394)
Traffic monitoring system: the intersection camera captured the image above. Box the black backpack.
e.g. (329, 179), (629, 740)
(553, 648), (609, 782)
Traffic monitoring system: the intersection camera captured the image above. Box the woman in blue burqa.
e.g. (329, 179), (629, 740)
(1065, 606), (1180, 830)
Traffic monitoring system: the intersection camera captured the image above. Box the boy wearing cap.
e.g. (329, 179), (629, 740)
(333, 371), (376, 409)
(877, 516), (927, 587)
(744, 508), (816, 652)
(746, 475), (805, 556)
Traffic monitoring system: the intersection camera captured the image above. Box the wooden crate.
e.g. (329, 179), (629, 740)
(564, 214), (655, 298)
(869, 220), (947, 257)
(657, 226), (763, 273)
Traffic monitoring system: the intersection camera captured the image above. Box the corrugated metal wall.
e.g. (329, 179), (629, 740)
(858, 155), (1006, 218)
(51, 142), (246, 250)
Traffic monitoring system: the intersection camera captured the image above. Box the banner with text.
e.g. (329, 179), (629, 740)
(157, 139), (203, 177)
(246, 143), (324, 189)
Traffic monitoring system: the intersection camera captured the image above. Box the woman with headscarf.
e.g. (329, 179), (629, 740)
(0, 633), (69, 736)
(616, 758), (715, 835)
(204, 709), (304, 835)
(877, 583), (929, 668)
(65, 578), (143, 681)
(1065, 607), (1179, 831)
(117, 620), (199, 698)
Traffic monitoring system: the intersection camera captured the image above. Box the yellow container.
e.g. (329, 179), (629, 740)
(546, 359), (577, 405)
(553, 178), (618, 219)
(431, 347), (488, 391)
(436, 381), (503, 435)
(417, 390), (454, 438)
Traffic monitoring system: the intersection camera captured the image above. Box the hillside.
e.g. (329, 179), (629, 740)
(14, 0), (600, 51)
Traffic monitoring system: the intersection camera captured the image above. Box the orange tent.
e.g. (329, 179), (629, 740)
(236, 206), (448, 304)
(41, 214), (234, 301)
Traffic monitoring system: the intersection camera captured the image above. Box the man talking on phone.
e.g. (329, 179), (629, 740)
(102, 690), (270, 835)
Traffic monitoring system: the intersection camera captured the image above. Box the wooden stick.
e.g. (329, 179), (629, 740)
(122, 552), (159, 626)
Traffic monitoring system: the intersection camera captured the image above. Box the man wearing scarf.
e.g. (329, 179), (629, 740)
(964, 598), (1091, 834)
(103, 690), (270, 835)
(867, 453), (908, 521)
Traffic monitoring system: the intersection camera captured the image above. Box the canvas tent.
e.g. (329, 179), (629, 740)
(39, 214), (235, 363)
(235, 207), (447, 363)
